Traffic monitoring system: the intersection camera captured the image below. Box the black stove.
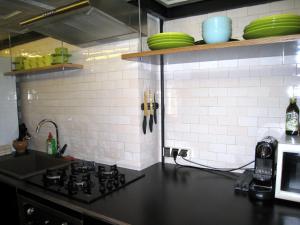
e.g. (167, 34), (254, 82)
(26, 160), (144, 203)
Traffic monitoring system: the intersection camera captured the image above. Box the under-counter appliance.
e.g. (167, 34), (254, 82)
(18, 193), (83, 225)
(249, 136), (278, 200)
(275, 136), (300, 203)
(26, 160), (144, 203)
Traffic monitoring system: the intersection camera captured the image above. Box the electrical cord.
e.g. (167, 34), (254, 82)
(174, 153), (254, 173)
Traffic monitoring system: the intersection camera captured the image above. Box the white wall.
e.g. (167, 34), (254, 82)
(163, 0), (300, 168)
(16, 35), (161, 170)
(14, 0), (300, 171)
(0, 57), (18, 146)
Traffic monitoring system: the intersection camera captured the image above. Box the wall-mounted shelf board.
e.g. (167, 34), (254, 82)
(121, 34), (300, 60)
(4, 63), (83, 76)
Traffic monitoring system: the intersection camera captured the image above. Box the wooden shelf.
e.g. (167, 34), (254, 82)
(121, 34), (300, 60)
(4, 63), (83, 76)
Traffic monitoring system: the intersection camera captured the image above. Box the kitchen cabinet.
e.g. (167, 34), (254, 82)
(83, 216), (114, 225)
(0, 181), (20, 225)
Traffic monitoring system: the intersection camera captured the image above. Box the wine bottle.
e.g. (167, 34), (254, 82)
(286, 97), (299, 136)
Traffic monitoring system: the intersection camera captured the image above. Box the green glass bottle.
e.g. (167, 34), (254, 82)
(286, 97), (299, 136)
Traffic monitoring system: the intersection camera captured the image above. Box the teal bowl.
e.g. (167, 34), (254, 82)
(202, 16), (232, 44)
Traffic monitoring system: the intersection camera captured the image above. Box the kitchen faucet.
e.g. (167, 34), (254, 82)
(36, 119), (67, 157)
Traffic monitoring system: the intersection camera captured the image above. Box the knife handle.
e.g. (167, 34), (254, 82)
(149, 115), (153, 132)
(153, 104), (157, 124)
(143, 116), (147, 134)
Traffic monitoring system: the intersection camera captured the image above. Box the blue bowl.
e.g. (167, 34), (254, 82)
(202, 16), (232, 44)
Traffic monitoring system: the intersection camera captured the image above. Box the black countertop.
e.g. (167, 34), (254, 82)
(1, 157), (300, 225)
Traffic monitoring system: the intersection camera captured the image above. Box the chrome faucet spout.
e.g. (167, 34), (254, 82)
(36, 119), (60, 152)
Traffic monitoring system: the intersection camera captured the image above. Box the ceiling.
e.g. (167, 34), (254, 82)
(0, 0), (281, 48)
(155, 0), (204, 7)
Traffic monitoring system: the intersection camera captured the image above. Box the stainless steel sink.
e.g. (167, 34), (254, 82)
(0, 150), (70, 179)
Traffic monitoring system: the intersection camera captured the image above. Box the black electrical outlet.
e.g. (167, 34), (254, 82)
(164, 147), (171, 157)
(178, 149), (188, 158)
(171, 148), (179, 159)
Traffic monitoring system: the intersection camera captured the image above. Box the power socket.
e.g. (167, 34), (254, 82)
(164, 147), (191, 160)
(178, 149), (188, 157)
(179, 148), (191, 159)
(164, 147), (171, 157)
(171, 148), (179, 159)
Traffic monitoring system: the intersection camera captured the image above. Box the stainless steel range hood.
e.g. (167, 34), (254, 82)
(20, 0), (147, 47)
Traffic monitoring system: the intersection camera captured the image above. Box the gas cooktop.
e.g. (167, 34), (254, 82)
(26, 160), (144, 203)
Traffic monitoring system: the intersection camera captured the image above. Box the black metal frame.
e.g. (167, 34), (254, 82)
(0, 32), (46, 50)
(159, 19), (165, 164)
(137, 0), (281, 20)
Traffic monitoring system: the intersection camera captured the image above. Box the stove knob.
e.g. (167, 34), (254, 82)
(44, 220), (50, 225)
(106, 180), (113, 190)
(113, 179), (119, 187)
(61, 222), (69, 225)
(99, 183), (106, 193)
(26, 207), (35, 216)
(119, 174), (125, 184)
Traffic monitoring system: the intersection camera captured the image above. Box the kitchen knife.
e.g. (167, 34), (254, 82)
(149, 90), (154, 132)
(154, 93), (157, 124)
(142, 91), (148, 134)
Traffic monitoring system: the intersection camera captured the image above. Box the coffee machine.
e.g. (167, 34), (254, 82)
(249, 136), (278, 200)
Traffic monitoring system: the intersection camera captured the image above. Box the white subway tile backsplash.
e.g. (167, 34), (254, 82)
(217, 97), (237, 106)
(218, 59), (238, 68)
(209, 143), (227, 153)
(217, 153), (236, 163)
(227, 7), (248, 18)
(237, 97), (258, 106)
(258, 117), (282, 128)
(238, 116), (258, 127)
(199, 151), (217, 161)
(216, 135), (236, 144)
(228, 88), (248, 97)
(247, 3), (270, 15)
(209, 107), (227, 115)
(209, 88), (228, 97)
(190, 124), (208, 133)
(227, 126), (248, 136)
(162, 21), (297, 167)
(269, 0), (295, 11)
(259, 56), (283, 66)
(258, 97), (280, 107)
(239, 78), (260, 87)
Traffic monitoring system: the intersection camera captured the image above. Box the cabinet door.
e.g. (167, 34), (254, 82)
(83, 215), (112, 225)
(0, 181), (20, 225)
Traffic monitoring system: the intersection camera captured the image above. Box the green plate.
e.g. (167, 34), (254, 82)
(245, 20), (300, 32)
(243, 25), (300, 39)
(148, 32), (194, 42)
(148, 41), (194, 50)
(148, 38), (194, 45)
(248, 14), (300, 27)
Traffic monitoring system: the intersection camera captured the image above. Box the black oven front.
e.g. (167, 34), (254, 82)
(18, 193), (83, 225)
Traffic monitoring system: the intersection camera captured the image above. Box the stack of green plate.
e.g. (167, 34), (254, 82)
(243, 14), (300, 39)
(147, 32), (195, 50)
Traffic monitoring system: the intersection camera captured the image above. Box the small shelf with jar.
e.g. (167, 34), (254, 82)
(4, 63), (84, 76)
(4, 47), (83, 76)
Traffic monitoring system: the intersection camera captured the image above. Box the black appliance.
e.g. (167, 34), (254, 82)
(249, 136), (278, 200)
(18, 193), (83, 225)
(26, 160), (144, 203)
